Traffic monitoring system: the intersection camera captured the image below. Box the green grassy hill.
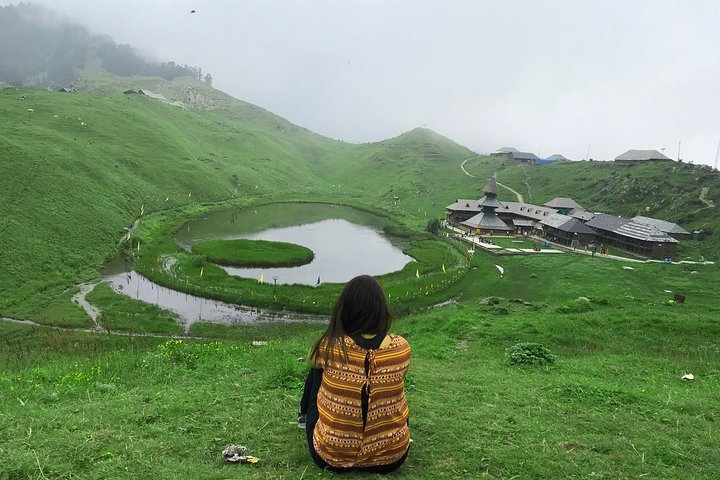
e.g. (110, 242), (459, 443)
(0, 79), (478, 317)
(2, 75), (720, 479)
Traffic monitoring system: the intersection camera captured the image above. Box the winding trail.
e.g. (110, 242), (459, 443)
(460, 157), (478, 178)
(72, 283), (102, 331)
(0, 316), (215, 340)
(495, 181), (524, 203)
(699, 187), (715, 208)
(460, 157), (525, 202)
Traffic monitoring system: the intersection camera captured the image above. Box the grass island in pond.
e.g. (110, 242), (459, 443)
(192, 239), (314, 268)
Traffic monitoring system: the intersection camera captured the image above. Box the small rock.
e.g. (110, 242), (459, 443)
(576, 297), (590, 303)
(681, 373), (695, 381)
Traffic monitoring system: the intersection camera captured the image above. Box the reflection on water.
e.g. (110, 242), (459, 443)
(101, 203), (408, 329)
(175, 203), (413, 286)
(104, 271), (325, 331)
(224, 219), (411, 285)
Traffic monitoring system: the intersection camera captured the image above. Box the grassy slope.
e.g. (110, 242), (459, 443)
(0, 79), (480, 316)
(1, 295), (718, 479)
(2, 74), (720, 478)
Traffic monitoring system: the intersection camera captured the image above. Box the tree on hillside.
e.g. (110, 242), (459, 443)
(426, 218), (441, 235)
(204, 73), (212, 85)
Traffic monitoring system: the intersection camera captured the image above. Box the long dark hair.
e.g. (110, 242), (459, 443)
(309, 275), (392, 366)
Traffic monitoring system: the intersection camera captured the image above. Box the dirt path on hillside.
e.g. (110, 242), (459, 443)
(460, 157), (478, 178)
(72, 283), (102, 331)
(495, 181), (524, 203)
(699, 187), (715, 208)
(0, 316), (218, 341)
(521, 165), (532, 203)
(460, 157), (525, 202)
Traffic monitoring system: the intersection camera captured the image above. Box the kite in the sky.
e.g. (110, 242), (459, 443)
(191, 10), (196, 14)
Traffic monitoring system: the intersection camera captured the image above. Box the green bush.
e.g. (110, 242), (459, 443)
(505, 342), (556, 366)
(426, 218), (441, 235)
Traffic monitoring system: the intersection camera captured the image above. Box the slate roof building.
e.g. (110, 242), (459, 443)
(631, 216), (691, 240)
(585, 214), (678, 259)
(446, 187), (686, 258)
(507, 151), (538, 164)
(614, 150), (673, 163)
(543, 197), (584, 214)
(460, 177), (513, 234)
(570, 210), (596, 222)
(491, 147), (519, 156)
(538, 213), (595, 246)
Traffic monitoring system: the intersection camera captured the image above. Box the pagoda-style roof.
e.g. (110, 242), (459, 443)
(483, 177), (499, 196)
(476, 195), (503, 209)
(462, 212), (512, 231)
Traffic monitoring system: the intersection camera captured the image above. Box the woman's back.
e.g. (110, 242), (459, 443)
(312, 333), (411, 468)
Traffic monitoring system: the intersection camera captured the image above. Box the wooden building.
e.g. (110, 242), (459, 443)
(537, 213), (595, 247)
(585, 214), (678, 259)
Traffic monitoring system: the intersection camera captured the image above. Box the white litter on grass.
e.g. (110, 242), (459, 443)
(623, 266), (634, 270)
(251, 341), (268, 347)
(682, 373), (695, 381)
(664, 290), (673, 293)
(495, 265), (504, 277)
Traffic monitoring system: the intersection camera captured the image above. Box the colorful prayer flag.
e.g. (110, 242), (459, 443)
(316, 276), (321, 286)
(442, 264), (446, 273)
(259, 273), (264, 284)
(200, 267), (204, 277)
(416, 269), (420, 278)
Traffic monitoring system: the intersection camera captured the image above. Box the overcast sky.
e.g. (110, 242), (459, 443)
(7, 0), (720, 165)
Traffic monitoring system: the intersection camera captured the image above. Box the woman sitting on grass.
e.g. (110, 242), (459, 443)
(299, 275), (411, 473)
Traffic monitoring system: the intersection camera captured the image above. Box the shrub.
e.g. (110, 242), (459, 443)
(505, 342), (556, 366)
(426, 218), (441, 235)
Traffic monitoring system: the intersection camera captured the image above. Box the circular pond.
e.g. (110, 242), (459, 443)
(174, 203), (413, 285)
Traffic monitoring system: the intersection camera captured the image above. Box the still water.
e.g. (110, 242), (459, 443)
(103, 271), (323, 330)
(174, 203), (413, 285)
(100, 204), (412, 327)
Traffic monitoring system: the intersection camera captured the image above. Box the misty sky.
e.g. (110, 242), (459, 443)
(6, 0), (720, 165)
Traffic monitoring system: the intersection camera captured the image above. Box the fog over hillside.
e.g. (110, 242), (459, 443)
(2, 0), (719, 166)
